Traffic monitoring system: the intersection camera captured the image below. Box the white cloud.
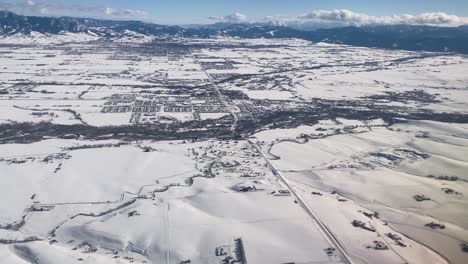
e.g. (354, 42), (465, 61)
(104, 7), (113, 16)
(265, 9), (468, 27)
(210, 10), (468, 28)
(104, 8), (146, 18)
(1, 0), (147, 19)
(209, 13), (249, 23)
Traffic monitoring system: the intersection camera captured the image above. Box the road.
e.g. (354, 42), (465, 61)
(248, 139), (355, 264)
(191, 49), (239, 132)
(193, 49), (353, 263)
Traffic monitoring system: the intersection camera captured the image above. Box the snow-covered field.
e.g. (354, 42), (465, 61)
(1, 37), (467, 126)
(0, 138), (348, 264)
(254, 119), (468, 264)
(0, 36), (467, 264)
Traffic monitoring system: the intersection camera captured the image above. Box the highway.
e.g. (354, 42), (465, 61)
(192, 49), (239, 132)
(248, 139), (355, 264)
(194, 48), (354, 263)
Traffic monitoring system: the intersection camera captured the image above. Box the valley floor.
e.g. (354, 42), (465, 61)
(0, 37), (467, 263)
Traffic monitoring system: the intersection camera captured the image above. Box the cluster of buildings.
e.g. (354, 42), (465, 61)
(102, 94), (228, 115)
(200, 61), (235, 70)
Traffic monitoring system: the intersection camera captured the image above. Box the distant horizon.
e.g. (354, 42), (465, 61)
(2, 9), (468, 29)
(0, 0), (468, 26)
(1, 3), (468, 264)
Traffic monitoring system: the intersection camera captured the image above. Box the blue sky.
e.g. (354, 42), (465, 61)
(1, 0), (468, 24)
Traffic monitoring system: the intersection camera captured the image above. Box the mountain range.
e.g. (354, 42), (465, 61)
(1, 10), (468, 54)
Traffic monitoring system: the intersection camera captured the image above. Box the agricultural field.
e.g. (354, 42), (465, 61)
(0, 35), (467, 264)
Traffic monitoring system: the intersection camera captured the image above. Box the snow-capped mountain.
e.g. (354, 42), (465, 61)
(1, 10), (468, 53)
